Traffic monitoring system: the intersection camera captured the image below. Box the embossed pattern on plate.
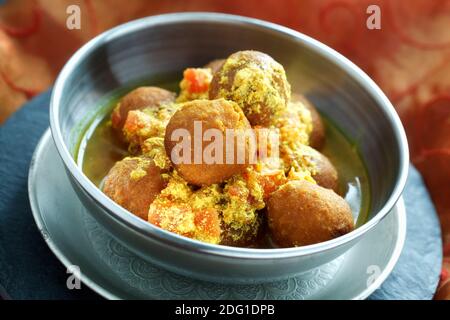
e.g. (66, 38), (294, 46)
(84, 213), (343, 300)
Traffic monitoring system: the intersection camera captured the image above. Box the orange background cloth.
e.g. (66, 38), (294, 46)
(0, 0), (449, 299)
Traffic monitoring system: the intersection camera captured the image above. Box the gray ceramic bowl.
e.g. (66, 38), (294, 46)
(50, 12), (409, 284)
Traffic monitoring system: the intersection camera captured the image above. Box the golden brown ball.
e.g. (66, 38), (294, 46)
(164, 98), (253, 186)
(302, 146), (340, 194)
(204, 59), (225, 74)
(311, 152), (339, 194)
(103, 157), (166, 220)
(111, 86), (175, 131)
(292, 94), (325, 149)
(267, 180), (354, 247)
(209, 50), (291, 126)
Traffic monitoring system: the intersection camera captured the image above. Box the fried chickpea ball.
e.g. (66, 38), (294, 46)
(209, 51), (291, 126)
(164, 99), (254, 186)
(111, 86), (175, 131)
(292, 94), (325, 149)
(309, 150), (339, 194)
(291, 145), (339, 193)
(267, 180), (354, 247)
(103, 157), (166, 220)
(285, 144), (339, 193)
(204, 59), (225, 74)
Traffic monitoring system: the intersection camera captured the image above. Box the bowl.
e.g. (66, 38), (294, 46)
(50, 12), (409, 284)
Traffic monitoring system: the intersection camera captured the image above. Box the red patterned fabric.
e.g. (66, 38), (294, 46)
(1, 0), (449, 299)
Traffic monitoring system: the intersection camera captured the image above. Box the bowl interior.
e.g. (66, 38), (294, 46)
(54, 14), (406, 231)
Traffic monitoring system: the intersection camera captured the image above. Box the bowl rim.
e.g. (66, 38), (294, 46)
(50, 12), (409, 260)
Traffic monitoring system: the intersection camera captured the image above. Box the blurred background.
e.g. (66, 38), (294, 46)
(0, 0), (449, 298)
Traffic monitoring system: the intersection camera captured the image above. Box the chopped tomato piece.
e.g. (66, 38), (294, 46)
(227, 185), (243, 197)
(257, 171), (287, 199)
(194, 208), (221, 241)
(122, 110), (153, 148)
(183, 68), (210, 94)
